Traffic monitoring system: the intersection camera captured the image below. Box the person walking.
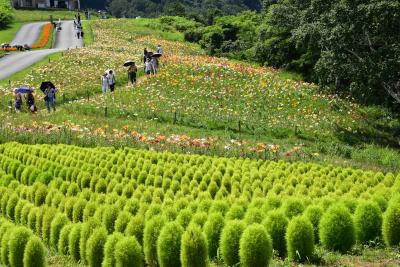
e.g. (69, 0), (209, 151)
(157, 44), (163, 55)
(26, 92), (36, 113)
(101, 73), (109, 94)
(144, 48), (148, 71)
(145, 58), (153, 75)
(128, 62), (138, 84)
(107, 70), (116, 92)
(44, 86), (57, 112)
(14, 90), (22, 112)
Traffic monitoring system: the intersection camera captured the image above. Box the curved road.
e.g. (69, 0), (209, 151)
(0, 21), (83, 81)
(11, 22), (48, 46)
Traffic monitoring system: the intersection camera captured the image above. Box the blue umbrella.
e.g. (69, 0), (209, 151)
(15, 87), (34, 94)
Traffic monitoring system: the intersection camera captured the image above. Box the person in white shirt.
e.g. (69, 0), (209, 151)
(101, 73), (109, 94)
(157, 45), (163, 55)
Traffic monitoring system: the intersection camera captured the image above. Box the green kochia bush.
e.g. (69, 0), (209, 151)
(79, 219), (101, 265)
(319, 205), (355, 253)
(220, 220), (245, 266)
(125, 215), (145, 245)
(354, 201), (382, 243)
(382, 202), (400, 247)
(58, 224), (73, 255)
(50, 213), (69, 249)
(157, 222), (184, 267)
(69, 223), (82, 262)
(180, 224), (208, 267)
(9, 226), (33, 267)
(203, 212), (224, 259)
(263, 210), (288, 257)
(0, 225), (12, 265)
(115, 236), (143, 267)
(103, 232), (124, 267)
(86, 227), (108, 267)
(239, 224), (272, 267)
(303, 205), (324, 244)
(23, 236), (46, 267)
(144, 215), (165, 267)
(286, 216), (314, 262)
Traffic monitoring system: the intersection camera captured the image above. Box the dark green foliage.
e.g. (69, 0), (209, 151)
(180, 224), (208, 267)
(144, 215), (165, 267)
(239, 224), (272, 267)
(50, 214), (69, 249)
(382, 202), (400, 247)
(115, 236), (143, 267)
(103, 232), (124, 267)
(37, 172), (53, 185)
(69, 223), (82, 262)
(157, 222), (183, 267)
(9, 227), (33, 267)
(354, 201), (382, 243)
(58, 224), (73, 255)
(220, 220), (245, 266)
(203, 212), (224, 259)
(286, 216), (314, 262)
(319, 205), (355, 253)
(263, 210), (288, 257)
(23, 236), (46, 267)
(86, 227), (108, 267)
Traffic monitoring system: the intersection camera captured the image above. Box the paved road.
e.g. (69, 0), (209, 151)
(0, 21), (83, 81)
(11, 22), (48, 46)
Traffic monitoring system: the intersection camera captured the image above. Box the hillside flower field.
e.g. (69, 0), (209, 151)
(0, 143), (399, 267)
(0, 19), (398, 171)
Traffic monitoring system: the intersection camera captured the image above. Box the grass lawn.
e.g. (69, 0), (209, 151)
(13, 9), (76, 22)
(0, 21), (23, 43)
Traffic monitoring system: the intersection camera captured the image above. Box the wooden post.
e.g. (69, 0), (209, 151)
(105, 107), (108, 117)
(238, 120), (241, 133)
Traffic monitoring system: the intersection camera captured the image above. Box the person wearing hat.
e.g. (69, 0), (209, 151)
(14, 89), (22, 112)
(128, 62), (138, 85)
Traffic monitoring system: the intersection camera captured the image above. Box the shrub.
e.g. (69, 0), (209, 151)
(286, 216), (314, 262)
(180, 224), (208, 267)
(23, 236), (46, 267)
(102, 205), (119, 234)
(225, 204), (245, 221)
(103, 232), (124, 267)
(239, 224), (272, 267)
(319, 205), (355, 253)
(144, 215), (165, 267)
(354, 201), (382, 243)
(157, 222), (184, 267)
(9, 226), (33, 267)
(303, 205), (324, 244)
(0, 225), (12, 265)
(244, 208), (264, 225)
(203, 212), (224, 259)
(79, 219), (101, 265)
(72, 199), (87, 223)
(220, 220), (245, 266)
(115, 236), (143, 267)
(50, 213), (69, 249)
(282, 198), (305, 219)
(58, 224), (73, 255)
(382, 202), (400, 247)
(68, 223), (82, 262)
(115, 212), (132, 233)
(86, 227), (108, 267)
(6, 193), (19, 220)
(125, 215), (145, 245)
(263, 210), (288, 257)
(176, 209), (193, 229)
(41, 207), (57, 244)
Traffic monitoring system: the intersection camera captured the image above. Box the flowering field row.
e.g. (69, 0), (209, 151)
(0, 143), (399, 266)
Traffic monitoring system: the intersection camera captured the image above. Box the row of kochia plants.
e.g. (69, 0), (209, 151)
(0, 142), (399, 267)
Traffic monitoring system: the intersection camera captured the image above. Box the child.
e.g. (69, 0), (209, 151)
(101, 73), (109, 94)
